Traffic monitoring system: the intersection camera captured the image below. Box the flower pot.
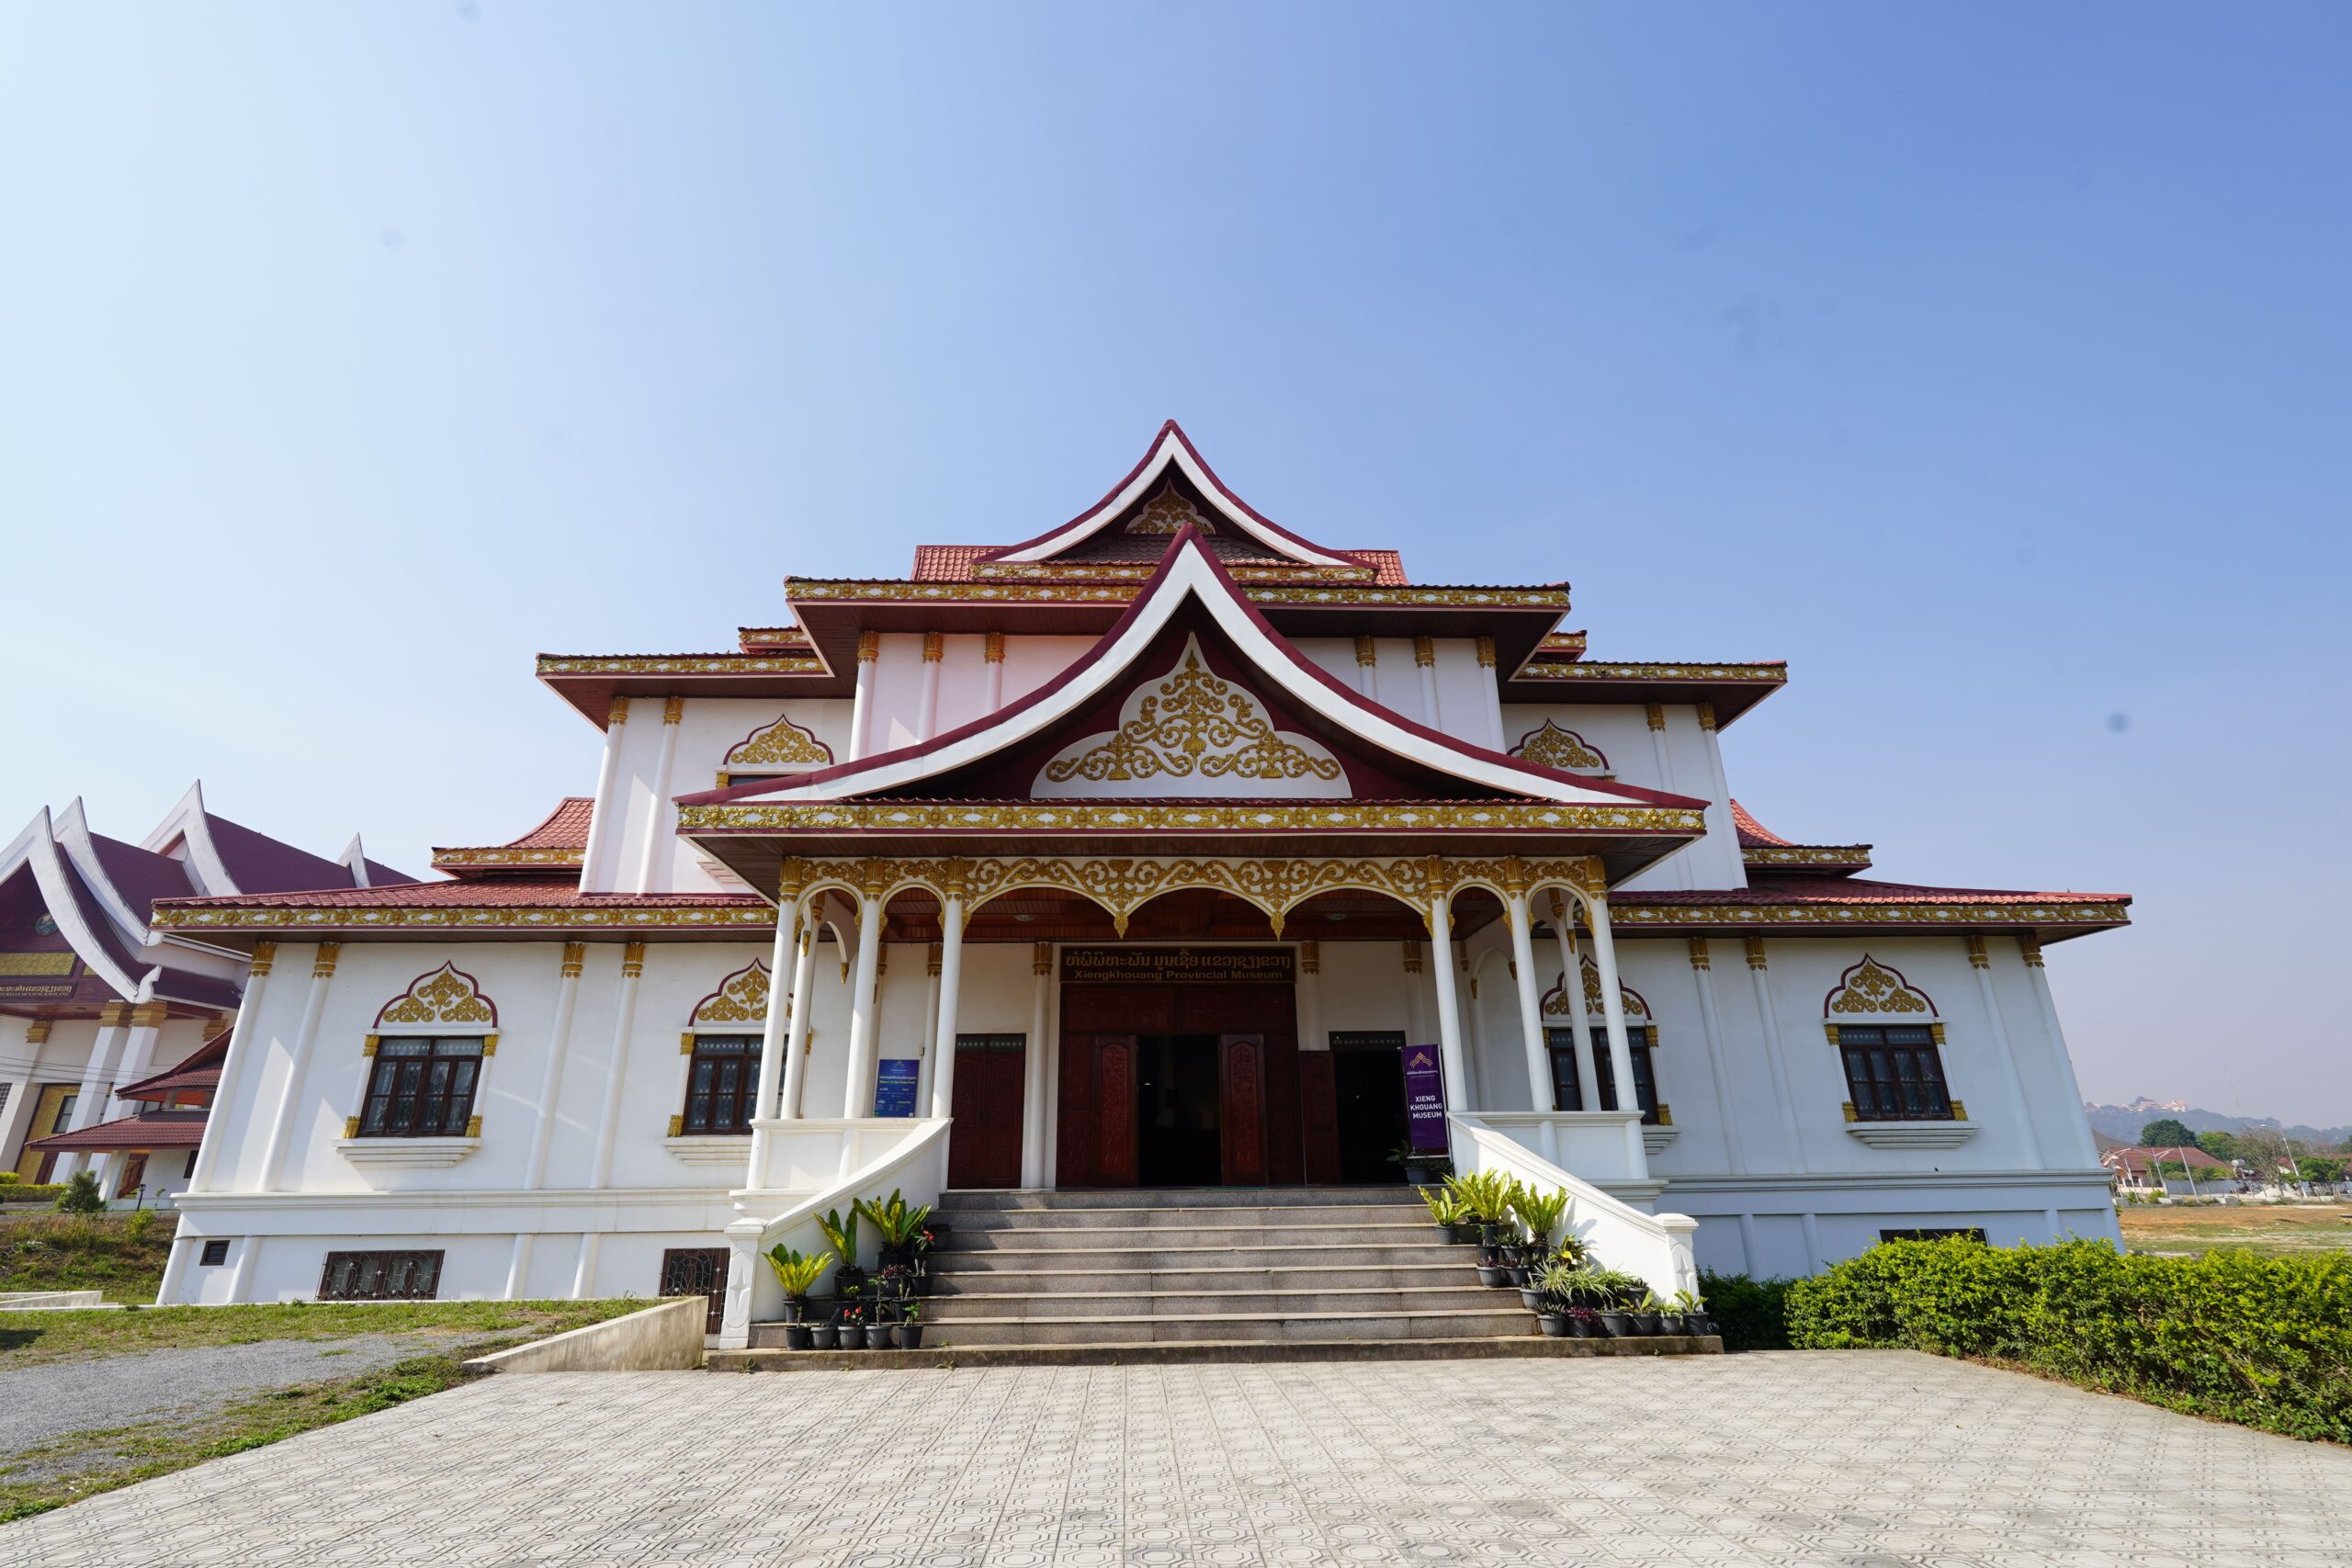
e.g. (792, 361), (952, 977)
(808, 1323), (839, 1350)
(1536, 1314), (1569, 1337)
(1659, 1314), (1688, 1337)
(782, 1323), (814, 1350)
(1632, 1313), (1663, 1336)
(893, 1323), (925, 1349)
(1566, 1316), (1595, 1339)
(878, 1245), (913, 1269)
(1476, 1265), (1512, 1288)
(1598, 1311), (1634, 1337)
(782, 1297), (808, 1324)
(1506, 1267), (1531, 1288)
(865, 1324), (892, 1349)
(1447, 1223), (1480, 1246)
(1688, 1314), (1717, 1338)
(1517, 1287), (1545, 1312)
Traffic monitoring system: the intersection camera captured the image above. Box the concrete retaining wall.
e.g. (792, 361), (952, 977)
(0, 1290), (109, 1311)
(460, 1298), (705, 1375)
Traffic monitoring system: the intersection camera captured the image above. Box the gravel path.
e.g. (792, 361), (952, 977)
(0, 1334), (447, 1451)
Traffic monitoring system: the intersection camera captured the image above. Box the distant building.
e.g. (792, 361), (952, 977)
(1, 784), (410, 1201)
(2102, 1144), (2232, 1193)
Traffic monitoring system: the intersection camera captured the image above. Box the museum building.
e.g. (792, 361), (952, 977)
(142, 425), (2130, 1345)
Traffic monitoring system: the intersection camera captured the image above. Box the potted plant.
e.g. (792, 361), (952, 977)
(1631, 1291), (1666, 1336)
(1673, 1288), (1713, 1338)
(836, 1302), (867, 1348)
(865, 1314), (893, 1349)
(857, 1189), (934, 1269)
(1415, 1184), (1456, 1239)
(1535, 1260), (1586, 1334)
(1565, 1305), (1601, 1339)
(1389, 1143), (1452, 1187)
(1578, 1267), (1643, 1336)
(893, 1300), (925, 1349)
(763, 1245), (834, 1327)
(808, 1317), (839, 1350)
(1454, 1170), (1520, 1285)
(1508, 1185), (1568, 1288)
(818, 1206), (865, 1297)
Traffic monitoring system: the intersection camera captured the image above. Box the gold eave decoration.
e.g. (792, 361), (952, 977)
(429, 846), (586, 870)
(537, 654), (827, 676)
(1610, 900), (2130, 931)
(1742, 845), (1871, 868)
(785, 581), (1569, 610)
(151, 903), (779, 933)
(1517, 661), (1787, 683)
(969, 561), (1377, 584)
(678, 800), (1707, 836)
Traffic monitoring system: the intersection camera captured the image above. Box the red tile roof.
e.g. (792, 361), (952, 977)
(27, 1110), (210, 1153)
(1626, 874), (2131, 908)
(506, 798), (594, 850)
(1728, 799), (1791, 848)
(156, 880), (767, 911)
(119, 1031), (230, 1102)
(2103, 1145), (2232, 1175)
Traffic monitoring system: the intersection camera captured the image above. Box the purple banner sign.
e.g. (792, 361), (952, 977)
(1401, 1043), (1448, 1153)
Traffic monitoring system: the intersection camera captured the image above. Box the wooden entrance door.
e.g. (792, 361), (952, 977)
(1093, 1035), (1138, 1187)
(1218, 1033), (1268, 1185)
(946, 1034), (1026, 1188)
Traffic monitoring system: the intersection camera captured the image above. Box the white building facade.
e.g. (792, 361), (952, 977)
(149, 425), (2128, 1339)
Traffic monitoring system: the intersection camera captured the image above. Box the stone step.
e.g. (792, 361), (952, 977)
(940, 1222), (1438, 1251)
(939, 1202), (1430, 1231)
(935, 1187), (1417, 1211)
(922, 1286), (1501, 1319)
(928, 1263), (1480, 1294)
(718, 1335), (1724, 1368)
(883, 1306), (1541, 1347)
(933, 1244), (1470, 1273)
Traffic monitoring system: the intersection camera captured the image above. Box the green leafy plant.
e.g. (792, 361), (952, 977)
(1550, 1233), (1591, 1269)
(1671, 1288), (1703, 1314)
(1786, 1237), (2352, 1444)
(1577, 1267), (1648, 1308)
(1415, 1186), (1464, 1225)
(763, 1246), (833, 1298)
(854, 1190), (933, 1248)
(0, 1171), (19, 1185)
(1510, 1185), (1568, 1249)
(814, 1206), (859, 1266)
(124, 1209), (156, 1242)
(54, 1170), (106, 1215)
(1452, 1169), (1519, 1227)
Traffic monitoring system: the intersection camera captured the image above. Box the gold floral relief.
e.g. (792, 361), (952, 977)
(1041, 640), (1342, 786)
(1510, 719), (1608, 773)
(726, 712), (833, 769)
(1826, 955), (1932, 1017)
(1124, 484), (1211, 536)
(692, 958), (771, 1025)
(377, 963), (496, 1027)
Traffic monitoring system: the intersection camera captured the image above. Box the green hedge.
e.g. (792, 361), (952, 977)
(0, 1185), (68, 1205)
(1787, 1238), (2352, 1443)
(1699, 1269), (1794, 1352)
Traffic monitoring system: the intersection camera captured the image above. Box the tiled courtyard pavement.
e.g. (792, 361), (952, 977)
(5, 1350), (2347, 1567)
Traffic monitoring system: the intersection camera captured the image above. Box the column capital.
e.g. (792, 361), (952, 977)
(921, 631), (944, 663)
(927, 942), (944, 976)
(1298, 941), (1319, 975)
(1645, 702), (1666, 731)
(1353, 635), (1377, 668)
(1964, 934), (1991, 968)
(607, 697), (630, 726)
(560, 941), (586, 978)
(1400, 940), (1423, 974)
(1743, 935), (1768, 971)
(1475, 635), (1496, 668)
(1697, 702), (1717, 731)
(25, 1019), (51, 1043)
(621, 940), (647, 977)
(855, 629), (880, 663)
(1687, 936), (1711, 971)
(1412, 635), (1436, 668)
(1033, 941), (1052, 976)
(2019, 934), (2045, 968)
(98, 1000), (131, 1027)
(130, 1001), (170, 1029)
(311, 940), (342, 978)
(983, 630), (1005, 664)
(247, 940), (278, 976)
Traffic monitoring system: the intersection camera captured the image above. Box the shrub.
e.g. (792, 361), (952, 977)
(1786, 1238), (2352, 1444)
(1699, 1269), (1795, 1351)
(55, 1170), (107, 1215)
(0, 1171), (17, 1185)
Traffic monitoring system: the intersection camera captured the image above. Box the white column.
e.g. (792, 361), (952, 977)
(916, 942), (942, 1113)
(849, 631), (879, 760)
(1742, 937), (1808, 1173)
(226, 1235), (260, 1304)
(259, 943), (341, 1192)
(1583, 896), (1650, 1179)
(1425, 896), (1470, 1122)
(1460, 945), (1488, 1110)
(840, 892), (886, 1118)
(1504, 887), (1558, 1162)
(1967, 936), (2042, 1162)
(1476, 637), (1506, 749)
(780, 923), (819, 1119)
(54, 1004), (130, 1182)
(583, 942), (648, 1190)
(107, 1005), (167, 1119)
(748, 897), (801, 1181)
(1413, 636), (1441, 724)
(1544, 895), (1600, 1111)
(1645, 705), (1693, 888)
(928, 889), (967, 1120)
(2020, 937), (2100, 1166)
(1021, 942), (1051, 1187)
(187, 944), (275, 1193)
(631, 697), (684, 893)
(1295, 942), (1325, 1053)
(503, 1235), (534, 1302)
(523, 943), (587, 1190)
(1402, 942), (1429, 1047)
(1686, 938), (1747, 1171)
(155, 1233), (197, 1306)
(1041, 952), (1063, 1187)
(578, 699), (629, 891)
(1352, 637), (1377, 697)
(983, 631), (1006, 711)
(916, 632), (944, 740)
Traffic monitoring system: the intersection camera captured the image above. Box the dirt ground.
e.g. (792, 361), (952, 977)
(2116, 1201), (2352, 1257)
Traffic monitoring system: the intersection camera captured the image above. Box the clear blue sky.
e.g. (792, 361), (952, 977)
(5, 5), (2347, 1123)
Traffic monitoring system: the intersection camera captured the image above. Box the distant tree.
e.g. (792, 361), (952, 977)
(2195, 1130), (2241, 1163)
(54, 1169), (106, 1214)
(2299, 1156), (2344, 1185)
(2140, 1117), (2197, 1149)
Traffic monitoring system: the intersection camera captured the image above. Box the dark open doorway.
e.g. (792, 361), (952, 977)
(1331, 1032), (1408, 1184)
(1137, 1033), (1222, 1186)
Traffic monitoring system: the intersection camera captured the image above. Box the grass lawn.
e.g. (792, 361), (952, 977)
(1, 1213), (175, 1303)
(2116, 1201), (2352, 1258)
(0, 1298), (650, 1520)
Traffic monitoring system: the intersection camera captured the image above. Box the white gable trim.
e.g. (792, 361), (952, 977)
(994, 428), (1355, 569)
(13, 808), (144, 998)
(51, 797), (152, 945)
(736, 543), (1634, 807)
(142, 781), (242, 897)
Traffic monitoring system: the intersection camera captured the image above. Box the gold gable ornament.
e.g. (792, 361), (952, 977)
(1826, 955), (1933, 1017)
(1510, 720), (1609, 773)
(376, 963), (496, 1028)
(690, 958), (771, 1026)
(1042, 639), (1342, 787)
(725, 712), (832, 771)
(1124, 484), (1210, 536)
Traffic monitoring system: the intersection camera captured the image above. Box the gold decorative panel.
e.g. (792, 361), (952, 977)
(1509, 720), (1608, 773)
(726, 713), (833, 770)
(1826, 955), (1933, 1018)
(1038, 637), (1343, 790)
(376, 962), (496, 1028)
(689, 957), (771, 1025)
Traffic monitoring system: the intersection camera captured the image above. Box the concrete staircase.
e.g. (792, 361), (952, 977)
(718, 1186), (1722, 1370)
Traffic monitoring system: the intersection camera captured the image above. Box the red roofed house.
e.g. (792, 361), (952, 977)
(148, 425), (2129, 1351)
(2, 784), (413, 1201)
(2101, 1144), (2235, 1194)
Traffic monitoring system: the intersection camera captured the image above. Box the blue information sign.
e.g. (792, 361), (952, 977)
(874, 1057), (922, 1118)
